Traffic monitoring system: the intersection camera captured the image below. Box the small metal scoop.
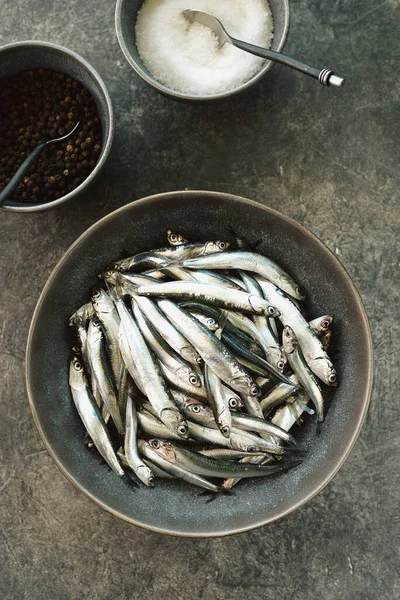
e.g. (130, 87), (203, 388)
(183, 10), (345, 88)
(0, 120), (80, 208)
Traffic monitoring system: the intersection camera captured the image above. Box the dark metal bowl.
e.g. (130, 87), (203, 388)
(26, 191), (373, 537)
(115, 0), (290, 101)
(0, 41), (114, 213)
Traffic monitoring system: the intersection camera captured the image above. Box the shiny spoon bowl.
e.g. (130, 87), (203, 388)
(183, 9), (345, 88)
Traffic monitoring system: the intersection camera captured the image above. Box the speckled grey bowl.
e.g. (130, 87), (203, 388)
(115, 0), (290, 101)
(26, 191), (373, 537)
(0, 41), (114, 213)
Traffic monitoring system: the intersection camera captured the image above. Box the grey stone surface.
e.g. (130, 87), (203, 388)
(0, 0), (399, 598)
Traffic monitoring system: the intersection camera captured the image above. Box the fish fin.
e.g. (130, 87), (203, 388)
(280, 458), (303, 473)
(200, 488), (235, 502)
(121, 472), (139, 490)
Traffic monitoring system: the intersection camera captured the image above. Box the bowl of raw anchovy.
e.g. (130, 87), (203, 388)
(26, 191), (373, 536)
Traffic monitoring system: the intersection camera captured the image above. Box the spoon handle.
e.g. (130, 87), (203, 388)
(0, 143), (47, 207)
(230, 37), (345, 88)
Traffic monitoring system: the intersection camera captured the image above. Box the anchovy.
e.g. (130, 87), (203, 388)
(69, 356), (124, 476)
(157, 300), (260, 398)
(110, 287), (189, 438)
(111, 240), (230, 272)
(91, 288), (124, 379)
(86, 318), (124, 434)
(132, 300), (201, 389)
(137, 281), (279, 317)
(182, 250), (304, 300)
(125, 391), (155, 486)
(255, 277), (337, 386)
(138, 439), (221, 492)
(282, 326), (325, 422)
(204, 365), (232, 438)
(151, 440), (293, 479)
(69, 303), (102, 409)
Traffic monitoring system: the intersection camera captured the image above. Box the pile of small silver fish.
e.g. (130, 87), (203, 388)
(68, 229), (337, 494)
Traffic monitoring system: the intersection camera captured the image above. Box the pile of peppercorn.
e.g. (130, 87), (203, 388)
(0, 68), (103, 204)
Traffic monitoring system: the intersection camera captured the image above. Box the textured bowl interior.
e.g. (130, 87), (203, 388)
(115, 0), (290, 100)
(26, 191), (372, 537)
(0, 41), (113, 212)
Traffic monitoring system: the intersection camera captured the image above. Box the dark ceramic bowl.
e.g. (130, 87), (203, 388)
(0, 41), (114, 213)
(26, 191), (373, 537)
(115, 0), (290, 101)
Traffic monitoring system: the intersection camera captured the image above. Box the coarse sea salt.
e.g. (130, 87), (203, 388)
(135, 0), (273, 96)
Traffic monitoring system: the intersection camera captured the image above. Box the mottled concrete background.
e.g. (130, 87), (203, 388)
(1, 1), (399, 598)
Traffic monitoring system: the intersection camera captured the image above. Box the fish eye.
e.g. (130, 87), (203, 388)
(170, 234), (178, 242)
(277, 360), (285, 371)
(218, 241), (227, 250)
(196, 356), (204, 365)
(267, 306), (276, 316)
(178, 424), (188, 436)
(328, 373), (337, 383)
(221, 425), (230, 436)
(248, 446), (257, 453)
(322, 319), (331, 329)
(148, 475), (155, 486)
(250, 385), (259, 397)
(191, 404), (201, 413)
(189, 375), (198, 385)
(228, 398), (238, 409)
(74, 361), (82, 371)
(92, 289), (100, 299)
(151, 440), (161, 449)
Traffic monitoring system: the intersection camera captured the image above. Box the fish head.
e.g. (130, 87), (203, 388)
(69, 302), (94, 327)
(184, 398), (213, 422)
(311, 358), (337, 387)
(149, 439), (177, 462)
(167, 230), (188, 246)
(226, 393), (243, 410)
(160, 408), (189, 439)
(99, 269), (123, 287)
(318, 315), (333, 332)
(136, 464), (155, 487)
(203, 240), (230, 254)
(269, 347), (287, 372)
(91, 287), (114, 315)
(231, 376), (260, 398)
(282, 326), (297, 355)
(69, 355), (86, 388)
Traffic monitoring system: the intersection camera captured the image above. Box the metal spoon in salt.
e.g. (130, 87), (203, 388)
(182, 10), (345, 88)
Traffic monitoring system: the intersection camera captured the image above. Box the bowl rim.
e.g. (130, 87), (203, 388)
(25, 190), (374, 537)
(0, 40), (115, 213)
(115, 0), (290, 101)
